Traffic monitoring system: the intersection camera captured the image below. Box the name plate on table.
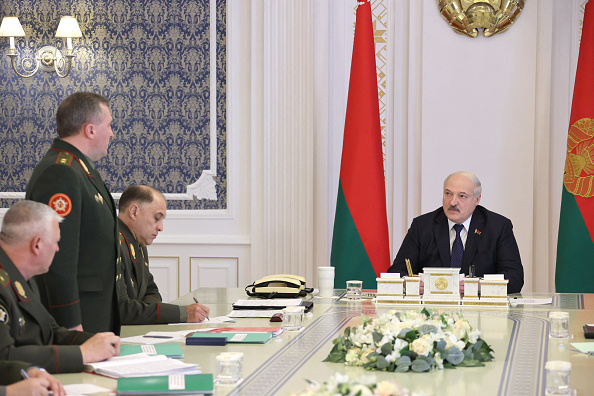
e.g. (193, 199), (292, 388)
(422, 267), (461, 305)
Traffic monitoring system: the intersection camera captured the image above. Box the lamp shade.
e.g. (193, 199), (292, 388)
(55, 16), (82, 38)
(0, 17), (26, 37)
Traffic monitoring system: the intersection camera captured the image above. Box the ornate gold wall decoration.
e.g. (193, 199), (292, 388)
(438, 0), (525, 38)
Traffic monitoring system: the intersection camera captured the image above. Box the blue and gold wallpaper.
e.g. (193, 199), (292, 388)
(0, 0), (226, 210)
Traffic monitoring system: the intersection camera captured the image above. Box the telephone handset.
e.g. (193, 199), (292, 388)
(245, 274), (313, 298)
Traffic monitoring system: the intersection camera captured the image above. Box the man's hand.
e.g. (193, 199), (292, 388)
(419, 280), (424, 295)
(186, 303), (211, 323)
(6, 378), (57, 396)
(459, 279), (465, 295)
(80, 332), (121, 363)
(26, 368), (65, 396)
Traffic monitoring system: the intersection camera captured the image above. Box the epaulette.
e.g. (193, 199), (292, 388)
(56, 151), (74, 166)
(119, 232), (125, 245)
(0, 269), (9, 287)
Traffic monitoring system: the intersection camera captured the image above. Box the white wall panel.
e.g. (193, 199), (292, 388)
(149, 257), (179, 303)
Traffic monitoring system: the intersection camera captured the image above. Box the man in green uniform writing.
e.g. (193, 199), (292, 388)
(117, 185), (210, 324)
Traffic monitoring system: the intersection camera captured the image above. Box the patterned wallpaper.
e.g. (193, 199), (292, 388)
(0, 0), (226, 210)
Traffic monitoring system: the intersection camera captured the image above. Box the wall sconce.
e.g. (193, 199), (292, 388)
(0, 16), (82, 78)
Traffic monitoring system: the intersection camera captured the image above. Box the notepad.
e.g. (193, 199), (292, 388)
(120, 343), (184, 359)
(116, 373), (213, 395)
(188, 332), (273, 344)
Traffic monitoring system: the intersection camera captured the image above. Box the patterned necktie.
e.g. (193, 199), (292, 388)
(450, 224), (464, 268)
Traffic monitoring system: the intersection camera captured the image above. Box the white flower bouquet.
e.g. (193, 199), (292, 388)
(290, 372), (417, 396)
(323, 308), (494, 372)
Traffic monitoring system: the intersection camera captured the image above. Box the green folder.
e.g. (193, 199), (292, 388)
(117, 374), (213, 395)
(120, 343), (184, 359)
(189, 332), (272, 344)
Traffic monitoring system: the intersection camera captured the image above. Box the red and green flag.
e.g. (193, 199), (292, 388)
(556, 0), (594, 292)
(331, 0), (390, 289)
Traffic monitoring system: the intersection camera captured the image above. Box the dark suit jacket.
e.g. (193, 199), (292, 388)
(0, 247), (94, 374)
(117, 219), (182, 324)
(26, 138), (120, 334)
(388, 206), (524, 293)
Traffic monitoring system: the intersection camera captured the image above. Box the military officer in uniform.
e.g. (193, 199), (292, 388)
(0, 201), (120, 374)
(0, 361), (65, 396)
(117, 185), (210, 324)
(26, 92), (120, 334)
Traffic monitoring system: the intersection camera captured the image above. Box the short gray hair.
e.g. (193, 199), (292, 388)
(0, 200), (63, 245)
(444, 171), (482, 198)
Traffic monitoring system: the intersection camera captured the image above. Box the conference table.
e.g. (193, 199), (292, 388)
(54, 289), (594, 395)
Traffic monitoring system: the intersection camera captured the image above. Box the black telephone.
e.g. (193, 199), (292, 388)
(245, 274), (313, 298)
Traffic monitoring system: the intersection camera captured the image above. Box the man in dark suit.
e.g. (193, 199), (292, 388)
(0, 201), (120, 374)
(117, 185), (210, 324)
(388, 171), (523, 294)
(25, 92), (120, 334)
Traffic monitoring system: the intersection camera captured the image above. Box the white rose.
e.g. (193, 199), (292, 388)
(411, 337), (433, 356)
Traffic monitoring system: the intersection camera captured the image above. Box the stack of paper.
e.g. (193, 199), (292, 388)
(85, 353), (199, 378)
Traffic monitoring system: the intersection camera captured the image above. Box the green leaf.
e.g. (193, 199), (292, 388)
(421, 307), (432, 317)
(411, 358), (431, 372)
(343, 327), (351, 338)
(372, 330), (384, 344)
(395, 363), (411, 373)
(445, 346), (464, 365)
(323, 350), (346, 363)
(457, 359), (485, 367)
(435, 339), (447, 350)
(376, 355), (389, 369)
(380, 342), (393, 355)
(401, 329), (417, 342)
(418, 324), (439, 335)
(395, 355), (412, 366)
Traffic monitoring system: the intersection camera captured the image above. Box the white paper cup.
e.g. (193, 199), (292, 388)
(317, 266), (335, 297)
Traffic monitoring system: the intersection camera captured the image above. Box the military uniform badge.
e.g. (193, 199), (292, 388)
(14, 281), (27, 299)
(95, 193), (104, 204)
(79, 160), (90, 175)
(0, 269), (9, 287)
(0, 304), (8, 324)
(48, 193), (73, 217)
(130, 244), (136, 259)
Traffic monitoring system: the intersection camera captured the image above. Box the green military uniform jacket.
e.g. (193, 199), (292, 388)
(0, 360), (31, 386)
(0, 247), (94, 373)
(26, 138), (120, 334)
(117, 219), (182, 324)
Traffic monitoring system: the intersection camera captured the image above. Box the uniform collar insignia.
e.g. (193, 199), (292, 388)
(14, 281), (27, 299)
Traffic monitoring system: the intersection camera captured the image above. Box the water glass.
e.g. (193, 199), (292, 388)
(282, 306), (305, 331)
(545, 360), (571, 395)
(549, 311), (570, 338)
(346, 280), (362, 300)
(215, 352), (244, 385)
(317, 266), (335, 297)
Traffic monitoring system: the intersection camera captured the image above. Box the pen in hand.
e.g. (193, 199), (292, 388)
(194, 297), (210, 321)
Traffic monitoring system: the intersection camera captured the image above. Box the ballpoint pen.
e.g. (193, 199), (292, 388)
(194, 297), (210, 321)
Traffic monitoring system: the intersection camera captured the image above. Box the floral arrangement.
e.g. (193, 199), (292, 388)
(290, 372), (418, 396)
(323, 308), (494, 372)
